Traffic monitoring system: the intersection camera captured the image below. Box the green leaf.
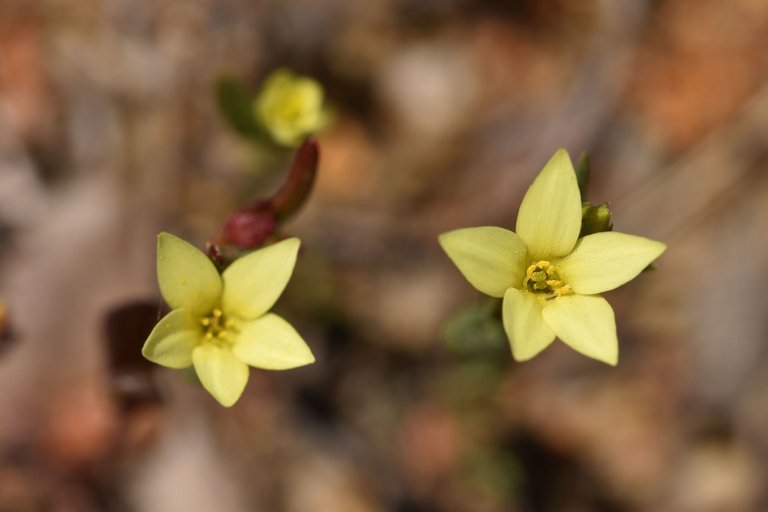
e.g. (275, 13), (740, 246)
(575, 151), (590, 198)
(443, 301), (506, 355)
(464, 448), (523, 500)
(216, 76), (261, 138)
(437, 360), (505, 407)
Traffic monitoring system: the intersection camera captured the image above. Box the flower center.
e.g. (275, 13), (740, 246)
(201, 308), (239, 345)
(523, 260), (572, 301)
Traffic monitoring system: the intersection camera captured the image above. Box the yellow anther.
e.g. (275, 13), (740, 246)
(524, 259), (569, 299)
(200, 308), (238, 343)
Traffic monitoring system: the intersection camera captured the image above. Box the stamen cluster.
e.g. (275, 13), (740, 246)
(523, 260), (571, 300)
(201, 308), (239, 344)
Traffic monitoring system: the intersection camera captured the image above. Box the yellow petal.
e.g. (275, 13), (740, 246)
(439, 227), (527, 298)
(157, 232), (222, 315)
(192, 344), (249, 407)
(556, 232), (666, 295)
(542, 294), (618, 365)
(502, 288), (555, 361)
(222, 238), (300, 319)
(515, 149), (582, 259)
(141, 309), (200, 368)
(232, 313), (315, 370)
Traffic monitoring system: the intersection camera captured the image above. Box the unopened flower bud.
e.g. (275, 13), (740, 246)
(580, 202), (613, 237)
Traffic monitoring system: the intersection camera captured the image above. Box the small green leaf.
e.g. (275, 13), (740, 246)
(575, 151), (590, 198)
(435, 359), (504, 409)
(216, 76), (261, 138)
(444, 301), (507, 355)
(464, 447), (523, 500)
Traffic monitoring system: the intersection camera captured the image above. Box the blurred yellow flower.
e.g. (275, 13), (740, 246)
(255, 69), (328, 147)
(439, 149), (666, 365)
(142, 233), (314, 406)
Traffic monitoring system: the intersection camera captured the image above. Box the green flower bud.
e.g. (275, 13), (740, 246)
(580, 201), (613, 237)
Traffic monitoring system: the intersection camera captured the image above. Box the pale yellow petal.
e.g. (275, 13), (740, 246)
(439, 227), (527, 298)
(157, 232), (222, 315)
(557, 232), (666, 294)
(542, 294), (618, 365)
(502, 288), (556, 361)
(256, 70), (325, 146)
(515, 149), (582, 259)
(232, 314), (315, 370)
(192, 344), (249, 407)
(141, 309), (200, 369)
(222, 238), (300, 319)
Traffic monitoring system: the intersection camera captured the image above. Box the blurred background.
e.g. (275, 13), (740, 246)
(1, 0), (768, 510)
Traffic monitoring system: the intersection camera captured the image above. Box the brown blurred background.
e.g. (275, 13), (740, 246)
(1, 0), (768, 511)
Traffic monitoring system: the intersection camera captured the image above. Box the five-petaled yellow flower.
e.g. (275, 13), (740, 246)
(255, 69), (328, 147)
(439, 149), (666, 365)
(142, 233), (315, 406)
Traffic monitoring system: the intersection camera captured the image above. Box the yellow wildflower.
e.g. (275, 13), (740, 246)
(439, 149), (666, 365)
(142, 233), (314, 406)
(255, 69), (328, 147)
